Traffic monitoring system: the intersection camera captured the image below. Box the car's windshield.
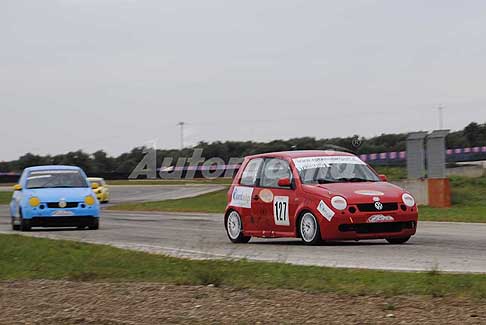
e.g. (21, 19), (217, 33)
(293, 156), (380, 184)
(26, 170), (89, 189)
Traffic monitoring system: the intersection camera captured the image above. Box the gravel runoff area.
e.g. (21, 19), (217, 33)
(0, 280), (485, 324)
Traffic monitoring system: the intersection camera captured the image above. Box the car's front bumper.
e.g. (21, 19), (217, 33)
(321, 211), (418, 240)
(21, 204), (100, 219)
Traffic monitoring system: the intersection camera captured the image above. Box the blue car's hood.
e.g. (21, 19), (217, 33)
(25, 187), (93, 202)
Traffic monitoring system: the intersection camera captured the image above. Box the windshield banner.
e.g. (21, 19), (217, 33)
(293, 156), (365, 171)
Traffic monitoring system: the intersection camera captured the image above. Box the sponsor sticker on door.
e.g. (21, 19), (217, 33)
(230, 186), (254, 208)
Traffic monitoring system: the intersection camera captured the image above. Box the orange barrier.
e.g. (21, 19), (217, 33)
(427, 178), (451, 208)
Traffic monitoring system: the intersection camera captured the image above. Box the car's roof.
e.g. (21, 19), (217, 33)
(24, 165), (82, 172)
(246, 150), (356, 160)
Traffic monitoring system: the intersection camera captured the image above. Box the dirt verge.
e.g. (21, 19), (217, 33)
(0, 280), (485, 324)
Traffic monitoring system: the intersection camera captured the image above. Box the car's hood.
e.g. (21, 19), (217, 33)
(302, 182), (406, 203)
(24, 187), (93, 202)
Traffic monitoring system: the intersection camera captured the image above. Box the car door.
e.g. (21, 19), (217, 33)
(254, 158), (297, 235)
(235, 158), (264, 233)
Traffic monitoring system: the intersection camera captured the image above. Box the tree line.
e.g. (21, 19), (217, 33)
(1, 122), (485, 175)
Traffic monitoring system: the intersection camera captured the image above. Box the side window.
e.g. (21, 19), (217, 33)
(240, 158), (263, 186)
(261, 158), (292, 188)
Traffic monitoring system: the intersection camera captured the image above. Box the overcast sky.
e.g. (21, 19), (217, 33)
(2, 0), (486, 161)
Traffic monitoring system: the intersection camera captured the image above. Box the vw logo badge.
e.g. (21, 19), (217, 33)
(58, 199), (67, 208)
(374, 201), (383, 211)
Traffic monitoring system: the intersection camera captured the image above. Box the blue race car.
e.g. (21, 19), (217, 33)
(9, 165), (100, 231)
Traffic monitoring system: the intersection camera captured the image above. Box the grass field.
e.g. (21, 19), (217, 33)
(0, 191), (11, 205)
(1, 234), (485, 298)
(109, 176), (486, 223)
(419, 176), (486, 223)
(108, 189), (228, 213)
(373, 166), (407, 180)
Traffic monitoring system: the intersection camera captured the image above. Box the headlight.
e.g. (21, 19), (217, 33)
(402, 193), (415, 207)
(29, 197), (40, 207)
(84, 195), (96, 206)
(331, 196), (347, 210)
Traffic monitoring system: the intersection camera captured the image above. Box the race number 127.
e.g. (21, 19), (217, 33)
(273, 196), (289, 226)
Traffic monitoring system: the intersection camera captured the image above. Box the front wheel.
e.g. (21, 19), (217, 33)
(20, 218), (31, 232)
(225, 211), (251, 243)
(11, 217), (20, 231)
(386, 236), (411, 245)
(299, 212), (322, 245)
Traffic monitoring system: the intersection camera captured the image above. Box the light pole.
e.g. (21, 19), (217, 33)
(437, 105), (445, 130)
(177, 122), (185, 149)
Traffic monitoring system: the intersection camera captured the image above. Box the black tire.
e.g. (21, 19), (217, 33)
(11, 217), (20, 231)
(88, 220), (99, 230)
(386, 236), (411, 245)
(77, 225), (87, 230)
(299, 212), (322, 245)
(225, 211), (251, 243)
(20, 217), (31, 232)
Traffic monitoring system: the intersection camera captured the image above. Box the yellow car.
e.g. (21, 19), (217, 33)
(88, 177), (110, 203)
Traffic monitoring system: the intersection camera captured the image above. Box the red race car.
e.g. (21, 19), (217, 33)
(224, 150), (418, 245)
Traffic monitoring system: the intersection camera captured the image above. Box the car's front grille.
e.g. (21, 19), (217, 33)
(46, 202), (80, 209)
(339, 221), (415, 234)
(357, 202), (398, 212)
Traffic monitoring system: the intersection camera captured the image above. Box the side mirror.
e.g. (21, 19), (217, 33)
(91, 183), (100, 190)
(13, 184), (22, 191)
(277, 178), (292, 187)
(379, 174), (388, 182)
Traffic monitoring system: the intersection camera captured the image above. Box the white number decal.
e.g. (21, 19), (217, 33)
(273, 196), (289, 226)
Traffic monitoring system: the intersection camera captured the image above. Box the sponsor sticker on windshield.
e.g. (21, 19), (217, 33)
(30, 170), (79, 175)
(293, 156), (365, 171)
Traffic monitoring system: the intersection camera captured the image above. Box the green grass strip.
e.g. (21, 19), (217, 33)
(0, 234), (485, 299)
(0, 191), (12, 205)
(107, 189), (228, 213)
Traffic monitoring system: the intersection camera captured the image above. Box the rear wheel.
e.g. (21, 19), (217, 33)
(299, 212), (321, 245)
(386, 236), (411, 245)
(225, 211), (251, 243)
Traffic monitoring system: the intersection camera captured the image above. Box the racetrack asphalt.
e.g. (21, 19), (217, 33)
(1, 184), (485, 273)
(0, 184), (225, 205)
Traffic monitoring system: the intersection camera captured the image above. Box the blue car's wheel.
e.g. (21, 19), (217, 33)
(19, 209), (31, 232)
(11, 217), (20, 231)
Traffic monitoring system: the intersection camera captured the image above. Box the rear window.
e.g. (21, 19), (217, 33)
(26, 170), (88, 189)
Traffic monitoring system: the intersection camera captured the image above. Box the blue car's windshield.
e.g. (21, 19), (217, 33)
(26, 170), (89, 189)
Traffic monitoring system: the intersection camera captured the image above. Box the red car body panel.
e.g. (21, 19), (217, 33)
(225, 150), (418, 241)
